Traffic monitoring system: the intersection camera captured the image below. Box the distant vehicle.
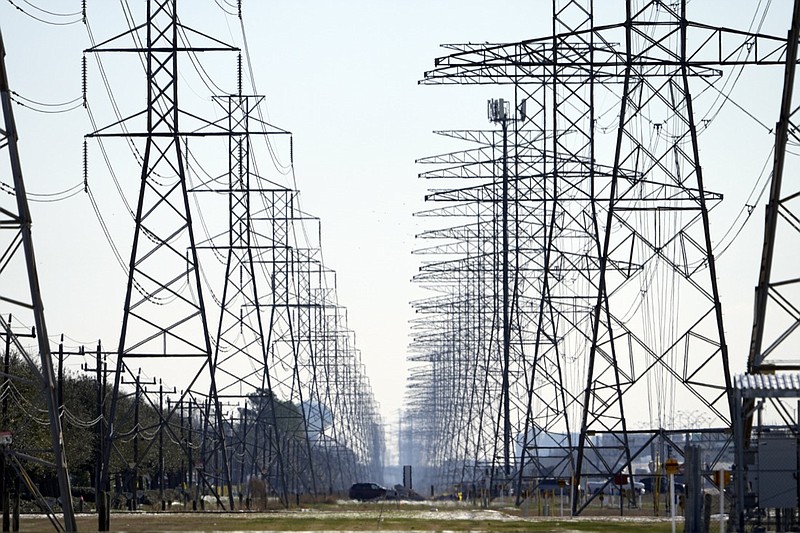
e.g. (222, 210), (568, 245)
(533, 479), (572, 494)
(640, 476), (685, 494)
(587, 479), (645, 496)
(348, 482), (388, 501)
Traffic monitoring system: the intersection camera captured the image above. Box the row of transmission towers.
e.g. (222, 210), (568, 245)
(404, 0), (796, 517)
(0, 1), (385, 530)
(85, 0), (384, 521)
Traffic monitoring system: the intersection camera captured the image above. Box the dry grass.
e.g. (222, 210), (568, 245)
(18, 502), (681, 532)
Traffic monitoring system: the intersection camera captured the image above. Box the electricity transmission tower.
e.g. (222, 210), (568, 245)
(197, 93), (293, 505)
(745, 0), (800, 408)
(0, 29), (76, 532)
(84, 2), (385, 517)
(733, 0), (800, 528)
(86, 0), (240, 513)
(410, 0), (791, 511)
(411, 120), (556, 491)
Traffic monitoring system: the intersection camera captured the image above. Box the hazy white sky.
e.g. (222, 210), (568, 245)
(0, 1), (796, 430)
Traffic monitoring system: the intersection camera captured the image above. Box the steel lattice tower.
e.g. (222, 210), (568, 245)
(411, 0), (793, 509)
(84, 1), (385, 510)
(411, 123), (554, 491)
(733, 0), (800, 528)
(86, 0), (239, 511)
(745, 0), (800, 403)
(198, 94), (293, 506)
(260, 189), (320, 495)
(575, 1), (734, 510)
(0, 29), (76, 533)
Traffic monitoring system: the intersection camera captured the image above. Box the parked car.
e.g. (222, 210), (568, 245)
(533, 479), (572, 495)
(640, 476), (685, 495)
(348, 482), (388, 501)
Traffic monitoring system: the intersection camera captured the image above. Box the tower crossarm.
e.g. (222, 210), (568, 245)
(421, 22), (788, 86)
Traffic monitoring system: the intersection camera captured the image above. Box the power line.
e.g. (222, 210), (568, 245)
(9, 95), (82, 114)
(10, 90), (81, 107)
(20, 0), (81, 17)
(5, 0), (81, 25)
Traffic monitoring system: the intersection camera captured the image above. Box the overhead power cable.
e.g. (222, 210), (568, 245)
(214, 0), (237, 17)
(10, 96), (82, 114)
(11, 91), (81, 108)
(712, 147), (775, 259)
(5, 0), (82, 25)
(20, 0), (81, 17)
(0, 180), (83, 203)
(86, 185), (166, 305)
(85, 185), (128, 275)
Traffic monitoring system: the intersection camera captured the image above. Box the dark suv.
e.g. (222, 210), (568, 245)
(641, 476), (685, 494)
(534, 479), (570, 494)
(348, 482), (388, 501)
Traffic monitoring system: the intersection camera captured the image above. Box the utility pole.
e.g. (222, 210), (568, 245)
(159, 379), (165, 511)
(188, 396), (195, 510)
(167, 395), (187, 508)
(0, 318), (28, 533)
(0, 319), (34, 532)
(1, 316), (9, 533)
(240, 405), (247, 507)
(95, 343), (105, 497)
(132, 370), (141, 511)
(80, 343), (113, 494)
(128, 374), (175, 513)
(115, 369), (155, 512)
(57, 337), (64, 413)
